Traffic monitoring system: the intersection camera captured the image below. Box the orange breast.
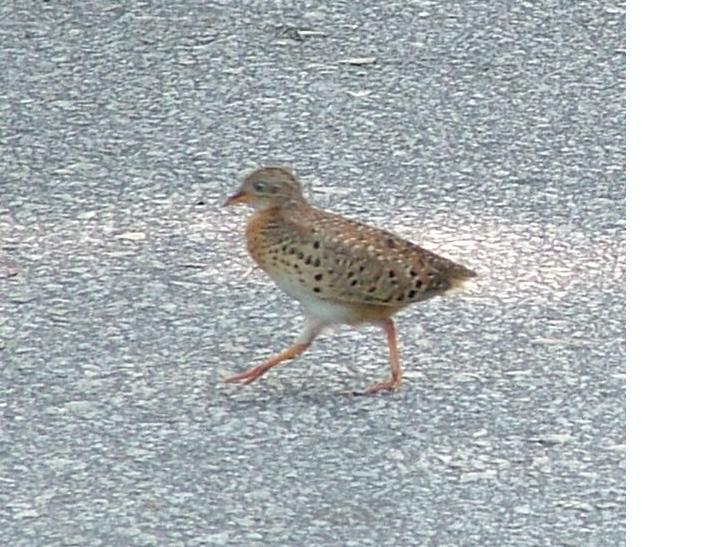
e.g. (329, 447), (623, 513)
(245, 207), (277, 269)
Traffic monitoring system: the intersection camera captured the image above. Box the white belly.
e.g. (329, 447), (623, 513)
(270, 273), (357, 327)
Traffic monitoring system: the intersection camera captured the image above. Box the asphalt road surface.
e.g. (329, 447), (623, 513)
(1, 1), (625, 545)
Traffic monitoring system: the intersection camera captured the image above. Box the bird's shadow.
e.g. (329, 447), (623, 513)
(212, 378), (409, 411)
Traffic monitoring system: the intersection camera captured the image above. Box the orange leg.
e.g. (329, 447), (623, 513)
(365, 319), (403, 394)
(224, 323), (320, 385)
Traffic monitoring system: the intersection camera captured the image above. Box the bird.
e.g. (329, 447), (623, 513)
(222, 166), (476, 394)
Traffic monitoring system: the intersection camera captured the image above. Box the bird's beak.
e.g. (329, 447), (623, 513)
(223, 190), (249, 207)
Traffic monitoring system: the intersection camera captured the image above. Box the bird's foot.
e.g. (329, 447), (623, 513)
(363, 376), (402, 395)
(223, 365), (269, 385)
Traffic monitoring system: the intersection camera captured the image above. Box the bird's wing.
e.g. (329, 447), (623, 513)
(285, 208), (475, 307)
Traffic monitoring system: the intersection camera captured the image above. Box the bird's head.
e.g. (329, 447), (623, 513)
(224, 166), (306, 210)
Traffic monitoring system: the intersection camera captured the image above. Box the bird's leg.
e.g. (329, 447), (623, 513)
(224, 322), (321, 385)
(365, 319), (403, 394)
(223, 341), (310, 385)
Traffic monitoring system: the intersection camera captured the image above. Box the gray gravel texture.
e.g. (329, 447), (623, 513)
(1, 1), (625, 546)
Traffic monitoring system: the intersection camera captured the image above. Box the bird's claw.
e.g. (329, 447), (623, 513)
(363, 377), (402, 395)
(223, 368), (265, 385)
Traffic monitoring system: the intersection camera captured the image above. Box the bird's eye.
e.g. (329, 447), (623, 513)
(253, 181), (267, 192)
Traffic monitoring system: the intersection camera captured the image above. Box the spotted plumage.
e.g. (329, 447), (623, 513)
(223, 166), (476, 393)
